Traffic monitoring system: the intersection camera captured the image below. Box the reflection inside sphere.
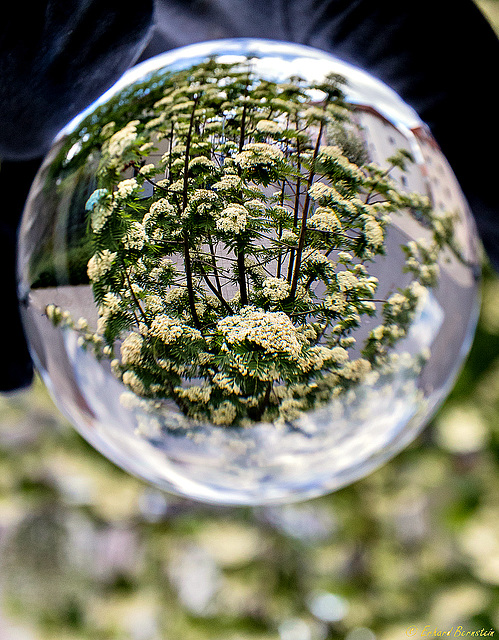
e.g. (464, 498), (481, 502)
(18, 39), (480, 504)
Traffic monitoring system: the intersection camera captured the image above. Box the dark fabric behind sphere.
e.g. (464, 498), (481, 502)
(0, 0), (497, 390)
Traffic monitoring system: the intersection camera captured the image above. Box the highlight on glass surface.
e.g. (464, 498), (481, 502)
(18, 39), (481, 504)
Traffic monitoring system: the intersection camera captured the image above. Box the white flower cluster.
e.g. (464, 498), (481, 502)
(175, 385), (212, 403)
(204, 120), (223, 132)
(87, 250), (116, 281)
(218, 308), (302, 359)
(86, 189), (113, 233)
(256, 119), (284, 135)
(139, 164), (156, 176)
(419, 263), (440, 284)
(235, 142), (284, 170)
(299, 344), (345, 373)
(338, 251), (353, 263)
(404, 239), (440, 284)
(212, 372), (242, 395)
(149, 259), (174, 283)
(244, 257), (265, 276)
(308, 182), (333, 202)
(216, 204), (248, 234)
(145, 295), (164, 314)
(116, 178), (139, 199)
(211, 401), (238, 426)
(336, 270), (360, 292)
(318, 146), (365, 181)
(171, 144), (186, 155)
(45, 304), (71, 326)
(386, 292), (409, 315)
(308, 182), (357, 215)
(330, 346), (350, 365)
(91, 203), (113, 233)
(407, 192), (430, 209)
(164, 287), (186, 304)
(363, 217), (384, 247)
(189, 189), (218, 204)
(122, 370), (146, 395)
(262, 277), (290, 301)
(301, 106), (326, 121)
(100, 121), (115, 139)
(309, 207), (342, 233)
(153, 94), (174, 108)
(340, 358), (372, 382)
(281, 229), (298, 244)
(144, 113), (166, 130)
(150, 315), (202, 344)
(271, 97), (294, 112)
(212, 174), (242, 191)
(278, 398), (305, 421)
(188, 156), (216, 170)
(120, 332), (144, 366)
(99, 292), (121, 316)
(144, 199), (175, 229)
(325, 291), (347, 313)
(123, 221), (146, 250)
(244, 198), (265, 212)
(303, 251), (335, 273)
(170, 100), (195, 113)
(107, 120), (139, 158)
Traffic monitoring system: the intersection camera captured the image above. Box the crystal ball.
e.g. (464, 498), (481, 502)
(18, 39), (481, 504)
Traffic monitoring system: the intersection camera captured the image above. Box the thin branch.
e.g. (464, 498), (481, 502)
(289, 119), (325, 300)
(207, 234), (223, 296)
(167, 120), (174, 184)
(121, 258), (148, 325)
(276, 179), (286, 278)
(236, 79), (250, 306)
(142, 174), (182, 196)
(287, 137), (302, 282)
(200, 271), (234, 314)
(237, 243), (249, 306)
(182, 95), (201, 329)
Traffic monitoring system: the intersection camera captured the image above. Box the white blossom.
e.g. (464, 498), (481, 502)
(364, 217), (384, 246)
(216, 204), (248, 234)
(175, 385), (212, 403)
(281, 229), (298, 244)
(336, 270), (359, 291)
(116, 178), (139, 199)
(123, 222), (146, 250)
(122, 370), (146, 395)
(218, 308), (302, 359)
(150, 315), (202, 344)
(87, 250), (116, 281)
(235, 142), (284, 169)
(256, 119), (284, 135)
(212, 174), (242, 191)
(107, 120), (139, 158)
(211, 401), (238, 426)
(188, 156), (216, 170)
(91, 203), (113, 233)
(139, 163), (156, 176)
(309, 207), (341, 233)
(262, 277), (290, 301)
(120, 332), (144, 366)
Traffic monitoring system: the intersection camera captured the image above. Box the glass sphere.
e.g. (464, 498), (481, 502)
(18, 39), (481, 505)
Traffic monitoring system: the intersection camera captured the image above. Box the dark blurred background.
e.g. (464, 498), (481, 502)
(1, 2), (499, 638)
